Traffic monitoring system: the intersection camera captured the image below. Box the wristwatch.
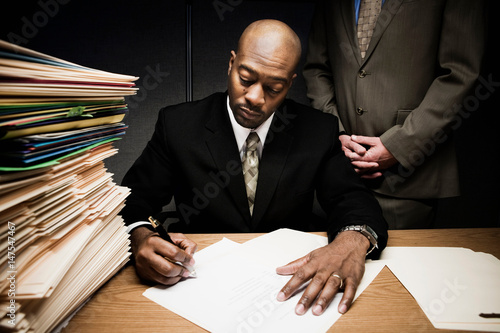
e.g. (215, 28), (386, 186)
(338, 224), (378, 256)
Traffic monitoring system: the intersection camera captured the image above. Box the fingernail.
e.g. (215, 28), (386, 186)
(188, 258), (195, 266)
(339, 303), (347, 314)
(182, 270), (190, 278)
(295, 303), (305, 315)
(313, 305), (323, 315)
(277, 292), (286, 302)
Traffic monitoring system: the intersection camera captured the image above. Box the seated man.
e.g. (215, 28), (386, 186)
(120, 19), (388, 316)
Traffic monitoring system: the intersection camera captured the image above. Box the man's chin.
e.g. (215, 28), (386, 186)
(235, 113), (262, 129)
(236, 117), (259, 129)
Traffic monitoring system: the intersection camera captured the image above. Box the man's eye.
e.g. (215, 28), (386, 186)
(240, 77), (252, 86)
(268, 87), (281, 95)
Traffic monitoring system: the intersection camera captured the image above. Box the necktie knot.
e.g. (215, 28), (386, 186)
(246, 132), (259, 152)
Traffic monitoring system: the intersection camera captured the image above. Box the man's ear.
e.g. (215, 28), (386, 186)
(228, 50), (237, 75)
(288, 73), (297, 88)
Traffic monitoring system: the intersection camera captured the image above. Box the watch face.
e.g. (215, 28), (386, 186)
(358, 225), (377, 246)
(364, 225), (378, 241)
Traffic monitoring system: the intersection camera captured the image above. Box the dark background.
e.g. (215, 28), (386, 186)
(1, 0), (498, 227)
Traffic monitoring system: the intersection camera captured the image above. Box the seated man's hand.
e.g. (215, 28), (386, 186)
(275, 231), (369, 315)
(130, 226), (197, 285)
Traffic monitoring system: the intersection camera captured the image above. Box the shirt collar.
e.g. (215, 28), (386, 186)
(226, 95), (274, 158)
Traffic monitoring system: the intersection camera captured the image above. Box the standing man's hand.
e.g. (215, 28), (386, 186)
(350, 135), (397, 178)
(275, 231), (369, 315)
(339, 134), (370, 156)
(339, 134), (380, 176)
(130, 226), (197, 285)
(340, 134), (397, 179)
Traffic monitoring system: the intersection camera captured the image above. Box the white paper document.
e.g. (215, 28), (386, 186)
(381, 247), (500, 332)
(143, 229), (386, 332)
(143, 230), (500, 332)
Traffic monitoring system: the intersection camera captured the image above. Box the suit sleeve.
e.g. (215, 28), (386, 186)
(317, 116), (388, 258)
(303, 0), (346, 133)
(120, 108), (175, 226)
(380, 0), (486, 168)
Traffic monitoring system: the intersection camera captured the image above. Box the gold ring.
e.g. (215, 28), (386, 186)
(331, 273), (344, 289)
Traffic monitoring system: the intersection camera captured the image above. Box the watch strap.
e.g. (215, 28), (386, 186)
(338, 224), (378, 256)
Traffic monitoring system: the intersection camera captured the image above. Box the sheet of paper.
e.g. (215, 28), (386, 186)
(235, 228), (328, 268)
(381, 247), (500, 332)
(143, 229), (386, 332)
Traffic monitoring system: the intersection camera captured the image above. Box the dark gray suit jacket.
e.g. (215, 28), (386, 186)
(304, 0), (486, 198)
(120, 92), (388, 254)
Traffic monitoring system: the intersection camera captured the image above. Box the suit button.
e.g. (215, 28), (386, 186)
(358, 70), (369, 78)
(356, 107), (365, 115)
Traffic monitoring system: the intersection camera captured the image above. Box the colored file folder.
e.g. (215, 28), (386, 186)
(0, 39), (136, 333)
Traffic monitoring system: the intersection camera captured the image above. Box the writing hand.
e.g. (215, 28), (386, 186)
(130, 226), (197, 285)
(275, 231), (369, 315)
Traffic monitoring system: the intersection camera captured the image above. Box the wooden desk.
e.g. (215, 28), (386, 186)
(63, 228), (500, 332)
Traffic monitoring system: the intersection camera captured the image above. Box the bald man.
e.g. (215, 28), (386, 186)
(121, 20), (388, 317)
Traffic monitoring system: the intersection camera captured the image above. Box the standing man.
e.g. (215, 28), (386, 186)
(121, 19), (387, 316)
(303, 0), (486, 229)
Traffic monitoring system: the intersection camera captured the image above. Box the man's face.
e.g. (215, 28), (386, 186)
(227, 48), (296, 129)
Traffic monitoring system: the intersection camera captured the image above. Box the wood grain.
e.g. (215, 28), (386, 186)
(63, 228), (500, 332)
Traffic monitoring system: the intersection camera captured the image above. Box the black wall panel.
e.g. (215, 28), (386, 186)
(190, 0), (315, 105)
(1, 0), (187, 184)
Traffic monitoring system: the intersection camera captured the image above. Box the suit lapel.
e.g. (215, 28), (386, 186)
(251, 104), (293, 229)
(204, 95), (251, 224)
(204, 96), (294, 230)
(341, 0), (403, 64)
(340, 0), (362, 66)
(363, 0), (403, 60)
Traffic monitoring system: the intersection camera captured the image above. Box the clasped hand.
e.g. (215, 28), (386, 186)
(339, 134), (397, 179)
(131, 227), (369, 316)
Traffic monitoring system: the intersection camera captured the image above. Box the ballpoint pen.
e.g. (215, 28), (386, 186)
(148, 216), (197, 277)
(479, 313), (500, 319)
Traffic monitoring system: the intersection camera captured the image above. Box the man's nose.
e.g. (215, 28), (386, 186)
(245, 83), (265, 108)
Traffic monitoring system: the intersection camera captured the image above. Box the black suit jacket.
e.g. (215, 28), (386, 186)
(121, 92), (387, 253)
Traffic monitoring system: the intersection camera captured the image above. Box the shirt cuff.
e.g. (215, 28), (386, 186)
(126, 221), (151, 234)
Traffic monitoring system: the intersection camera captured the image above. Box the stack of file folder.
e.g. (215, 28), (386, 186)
(0, 40), (138, 332)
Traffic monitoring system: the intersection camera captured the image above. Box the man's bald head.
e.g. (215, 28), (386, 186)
(237, 19), (302, 73)
(227, 20), (302, 128)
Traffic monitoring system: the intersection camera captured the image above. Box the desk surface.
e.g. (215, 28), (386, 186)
(63, 228), (500, 332)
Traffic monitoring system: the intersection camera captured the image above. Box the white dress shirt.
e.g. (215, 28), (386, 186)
(226, 96), (274, 160)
